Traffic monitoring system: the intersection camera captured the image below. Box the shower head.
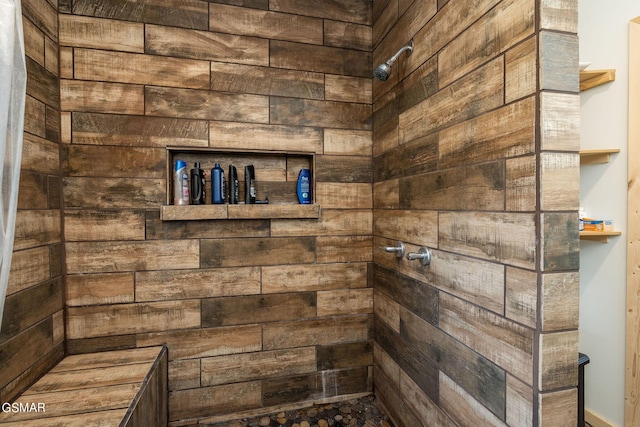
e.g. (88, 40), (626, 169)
(373, 40), (414, 81)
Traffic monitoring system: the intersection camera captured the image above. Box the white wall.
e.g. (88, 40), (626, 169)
(579, 2), (640, 426)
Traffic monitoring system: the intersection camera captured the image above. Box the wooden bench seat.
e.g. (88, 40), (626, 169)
(0, 346), (167, 426)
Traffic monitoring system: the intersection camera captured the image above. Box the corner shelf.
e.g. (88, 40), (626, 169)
(579, 231), (622, 243)
(580, 69), (616, 91)
(579, 149), (620, 165)
(579, 148), (621, 242)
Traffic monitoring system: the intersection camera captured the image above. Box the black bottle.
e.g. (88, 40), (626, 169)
(244, 165), (256, 204)
(228, 165), (239, 204)
(190, 162), (205, 205)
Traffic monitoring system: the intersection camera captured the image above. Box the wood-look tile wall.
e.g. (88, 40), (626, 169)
(58, 0), (373, 424)
(372, 1), (579, 426)
(0, 0), (65, 403)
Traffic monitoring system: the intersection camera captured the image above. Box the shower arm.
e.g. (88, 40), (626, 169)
(385, 41), (414, 66)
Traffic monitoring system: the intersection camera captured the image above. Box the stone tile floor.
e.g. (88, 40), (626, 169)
(207, 395), (395, 427)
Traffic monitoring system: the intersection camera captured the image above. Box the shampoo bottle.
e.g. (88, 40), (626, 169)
(297, 168), (311, 204)
(211, 163), (226, 204)
(190, 162), (205, 205)
(244, 165), (256, 204)
(174, 160), (189, 205)
(228, 165), (239, 204)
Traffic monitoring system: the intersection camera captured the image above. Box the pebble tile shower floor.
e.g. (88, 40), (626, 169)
(207, 395), (395, 427)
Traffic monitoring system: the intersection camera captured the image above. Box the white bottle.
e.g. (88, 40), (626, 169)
(174, 160), (189, 205)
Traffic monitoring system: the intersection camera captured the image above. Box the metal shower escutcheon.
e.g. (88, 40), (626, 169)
(380, 241), (405, 258)
(407, 247), (432, 266)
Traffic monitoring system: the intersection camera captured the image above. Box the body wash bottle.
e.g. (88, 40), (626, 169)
(297, 168), (311, 204)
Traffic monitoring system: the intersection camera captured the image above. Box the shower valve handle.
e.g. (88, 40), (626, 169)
(380, 241), (405, 258)
(407, 247), (432, 267)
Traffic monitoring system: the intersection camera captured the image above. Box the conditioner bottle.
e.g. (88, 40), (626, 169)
(211, 163), (226, 204)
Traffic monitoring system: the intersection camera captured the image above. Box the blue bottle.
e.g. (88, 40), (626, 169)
(297, 169), (311, 204)
(211, 163), (225, 204)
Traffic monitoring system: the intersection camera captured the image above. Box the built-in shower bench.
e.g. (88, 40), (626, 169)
(0, 346), (167, 426)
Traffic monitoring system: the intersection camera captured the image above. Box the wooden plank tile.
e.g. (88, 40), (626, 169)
(262, 367), (369, 406)
(72, 0), (209, 29)
(505, 267), (538, 329)
(63, 177), (165, 209)
(271, 97), (372, 130)
(270, 209), (372, 237)
(507, 374), (534, 427)
(541, 212), (580, 271)
(13, 209), (61, 251)
(0, 409), (128, 427)
(210, 3), (323, 44)
(23, 17), (45, 67)
(317, 341), (373, 370)
(22, 0), (58, 41)
(315, 183), (372, 209)
(540, 92), (580, 151)
(269, 0), (372, 25)
(59, 15), (144, 52)
(374, 209), (437, 247)
(169, 382), (261, 421)
(0, 279), (62, 342)
(60, 80), (144, 114)
(539, 31), (579, 92)
(324, 20), (372, 51)
(201, 293), (317, 327)
(505, 36), (537, 103)
(24, 95), (46, 139)
(439, 293), (534, 385)
(0, 383), (140, 422)
(66, 300), (201, 339)
(66, 272), (135, 307)
(540, 152), (580, 211)
(374, 290), (400, 333)
(439, 96), (536, 169)
(439, 371), (508, 426)
(7, 246), (50, 296)
(145, 86), (269, 123)
(439, 211), (536, 269)
(540, 0), (578, 32)
(315, 155), (372, 183)
(506, 155), (537, 212)
(374, 316), (439, 403)
(373, 180), (400, 209)
(136, 267), (261, 302)
(145, 211), (269, 240)
(72, 112), (209, 147)
(539, 388), (577, 427)
(201, 347), (316, 386)
(210, 62), (324, 99)
(539, 330), (578, 390)
(63, 145), (164, 178)
(402, 306), (507, 416)
(169, 359), (200, 391)
(22, 133), (59, 175)
(201, 236), (315, 268)
(73, 49), (210, 89)
(325, 75), (372, 104)
(263, 315), (370, 350)
(399, 370), (457, 427)
(26, 57), (58, 109)
(262, 262), (368, 293)
(145, 24), (268, 66)
(541, 272), (579, 331)
(374, 133), (438, 181)
(317, 288), (373, 317)
(400, 56), (504, 143)
(399, 162), (505, 211)
(438, 0), (534, 87)
(65, 240), (199, 274)
(316, 236), (372, 263)
(137, 325), (262, 361)
(63, 209), (146, 242)
(373, 343), (400, 389)
(66, 336), (137, 355)
(323, 129), (372, 156)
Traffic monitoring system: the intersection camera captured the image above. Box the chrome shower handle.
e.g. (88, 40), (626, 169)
(406, 247), (432, 266)
(379, 241), (405, 258)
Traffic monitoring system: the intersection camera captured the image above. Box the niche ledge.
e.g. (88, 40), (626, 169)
(161, 204), (320, 221)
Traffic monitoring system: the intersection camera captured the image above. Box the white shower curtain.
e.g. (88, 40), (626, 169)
(0, 0), (26, 331)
